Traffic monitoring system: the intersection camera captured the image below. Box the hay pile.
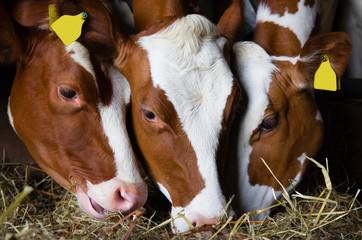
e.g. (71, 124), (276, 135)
(1, 157), (361, 240)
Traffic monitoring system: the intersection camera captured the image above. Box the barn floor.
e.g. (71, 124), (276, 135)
(1, 156), (361, 239)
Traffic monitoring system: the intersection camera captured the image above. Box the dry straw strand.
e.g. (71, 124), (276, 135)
(0, 186), (33, 225)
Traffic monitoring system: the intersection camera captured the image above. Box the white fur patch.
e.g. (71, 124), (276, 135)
(85, 67), (143, 210)
(243, 169), (303, 220)
(231, 41), (277, 217)
(316, 110), (323, 122)
(65, 41), (143, 212)
(66, 42), (98, 90)
(7, 98), (15, 132)
(97, 67), (141, 184)
(66, 42), (141, 185)
(297, 153), (306, 166)
(170, 185), (224, 232)
(257, 0), (317, 47)
(37, 17), (50, 30)
(157, 182), (172, 203)
(138, 14), (232, 225)
(86, 178), (124, 211)
(270, 55), (300, 65)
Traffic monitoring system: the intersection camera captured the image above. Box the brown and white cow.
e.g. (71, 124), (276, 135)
(227, 0), (352, 219)
(110, 0), (244, 232)
(0, 0), (147, 219)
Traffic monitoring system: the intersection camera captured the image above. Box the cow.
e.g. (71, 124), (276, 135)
(226, 0), (352, 220)
(0, 0), (147, 219)
(110, 0), (244, 232)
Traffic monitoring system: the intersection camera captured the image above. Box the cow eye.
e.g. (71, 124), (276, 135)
(260, 115), (278, 133)
(58, 87), (77, 100)
(143, 109), (157, 122)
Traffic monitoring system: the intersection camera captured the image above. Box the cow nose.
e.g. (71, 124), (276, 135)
(85, 179), (148, 216)
(192, 215), (220, 228)
(115, 188), (147, 212)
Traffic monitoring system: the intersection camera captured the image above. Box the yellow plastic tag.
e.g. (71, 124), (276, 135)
(51, 12), (87, 46)
(314, 54), (340, 91)
(49, 4), (59, 31)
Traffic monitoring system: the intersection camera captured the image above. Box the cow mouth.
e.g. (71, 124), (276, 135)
(76, 185), (107, 219)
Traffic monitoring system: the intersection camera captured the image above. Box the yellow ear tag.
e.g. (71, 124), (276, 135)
(48, 4), (59, 32)
(51, 12), (87, 46)
(314, 54), (340, 91)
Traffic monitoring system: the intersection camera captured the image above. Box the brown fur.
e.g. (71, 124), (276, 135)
(0, 1), (134, 194)
(133, 0), (186, 32)
(259, 0), (315, 16)
(217, 0), (244, 43)
(114, 0), (244, 209)
(254, 21), (302, 57)
(115, 42), (206, 207)
(9, 34), (116, 191)
(245, 0), (351, 191)
(248, 61), (324, 189)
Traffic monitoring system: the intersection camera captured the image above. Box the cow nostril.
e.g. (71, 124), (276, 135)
(115, 190), (138, 212)
(192, 221), (197, 227)
(118, 191), (126, 201)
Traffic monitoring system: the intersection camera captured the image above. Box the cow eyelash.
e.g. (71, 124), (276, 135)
(58, 86), (77, 100)
(143, 109), (157, 122)
(259, 115), (278, 133)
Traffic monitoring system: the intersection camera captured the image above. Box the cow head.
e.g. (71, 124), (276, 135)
(112, 0), (244, 232)
(231, 32), (351, 221)
(0, 0), (147, 219)
(227, 0), (352, 219)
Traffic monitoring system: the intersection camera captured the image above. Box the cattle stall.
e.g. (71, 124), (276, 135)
(1, 0), (361, 239)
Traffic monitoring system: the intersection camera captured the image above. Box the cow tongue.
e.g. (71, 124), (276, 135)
(90, 198), (105, 214)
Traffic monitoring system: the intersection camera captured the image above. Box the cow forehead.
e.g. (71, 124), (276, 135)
(233, 41), (276, 105)
(257, 0), (317, 47)
(66, 42), (97, 81)
(138, 14), (233, 160)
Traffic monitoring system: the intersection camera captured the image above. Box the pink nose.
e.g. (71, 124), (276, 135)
(115, 188), (147, 212)
(77, 181), (147, 219)
(192, 215), (220, 228)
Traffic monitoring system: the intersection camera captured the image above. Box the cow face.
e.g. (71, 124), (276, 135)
(1, 2), (147, 219)
(231, 32), (351, 219)
(116, 14), (241, 232)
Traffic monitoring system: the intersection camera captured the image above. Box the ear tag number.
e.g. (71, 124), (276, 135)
(51, 12), (88, 46)
(314, 54), (340, 91)
(49, 4), (59, 32)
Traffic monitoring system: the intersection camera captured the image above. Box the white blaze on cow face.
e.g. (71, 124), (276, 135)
(138, 14), (233, 230)
(67, 43), (146, 217)
(66, 42), (97, 88)
(232, 41), (276, 162)
(96, 67), (143, 185)
(232, 41), (276, 218)
(257, 0), (317, 47)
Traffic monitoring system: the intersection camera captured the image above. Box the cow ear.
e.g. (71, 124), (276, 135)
(133, 0), (186, 32)
(217, 0), (244, 43)
(300, 32), (352, 80)
(0, 6), (24, 63)
(54, 0), (125, 63)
